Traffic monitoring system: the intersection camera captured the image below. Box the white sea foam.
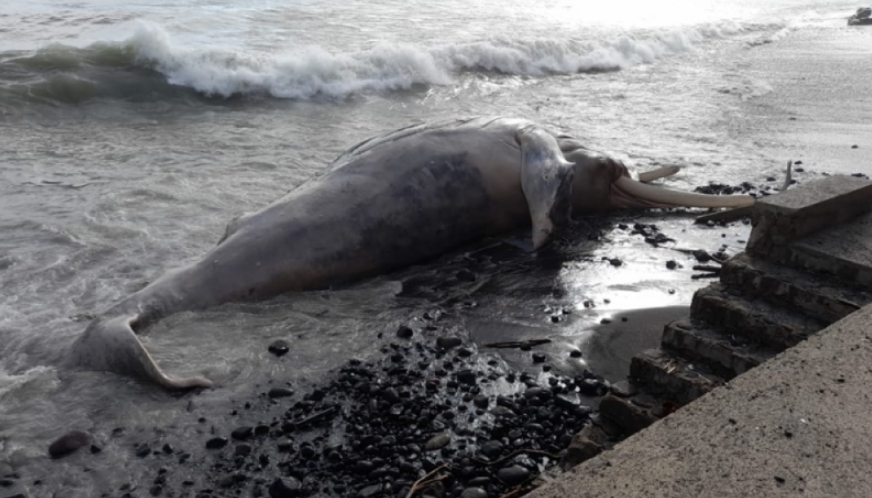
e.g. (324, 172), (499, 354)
(124, 20), (771, 100)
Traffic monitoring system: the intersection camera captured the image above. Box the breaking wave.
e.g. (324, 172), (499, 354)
(0, 20), (781, 104)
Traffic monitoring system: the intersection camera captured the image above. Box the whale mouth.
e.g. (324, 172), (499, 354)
(609, 175), (756, 210)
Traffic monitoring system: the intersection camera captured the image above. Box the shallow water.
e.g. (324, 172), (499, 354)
(0, 0), (861, 493)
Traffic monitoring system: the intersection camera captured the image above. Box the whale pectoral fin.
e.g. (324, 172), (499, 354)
(518, 128), (576, 251)
(71, 315), (214, 390)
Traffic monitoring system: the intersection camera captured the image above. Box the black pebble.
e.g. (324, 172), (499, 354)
(269, 477), (303, 498)
(48, 430), (91, 459)
(268, 340), (290, 357)
(231, 426), (253, 440)
(497, 465), (530, 486)
(268, 387), (294, 399)
(666, 260), (677, 270)
(396, 325), (414, 339)
(205, 437), (228, 450)
(436, 337), (463, 349)
(531, 353), (547, 364)
(569, 350), (582, 358)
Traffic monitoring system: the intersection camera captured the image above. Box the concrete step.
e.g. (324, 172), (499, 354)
(747, 175), (872, 259)
(629, 348), (724, 406)
(598, 391), (664, 435)
(691, 282), (827, 349)
(661, 318), (779, 380)
(720, 252), (872, 323)
(786, 212), (872, 290)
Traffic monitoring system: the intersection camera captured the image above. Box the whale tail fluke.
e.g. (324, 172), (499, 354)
(71, 315), (214, 390)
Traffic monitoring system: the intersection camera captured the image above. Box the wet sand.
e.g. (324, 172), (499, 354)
(741, 23), (872, 177)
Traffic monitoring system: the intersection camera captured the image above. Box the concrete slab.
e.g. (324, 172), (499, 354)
(747, 175), (872, 259)
(528, 303), (872, 498)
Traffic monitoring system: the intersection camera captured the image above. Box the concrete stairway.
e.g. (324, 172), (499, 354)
(563, 176), (872, 469)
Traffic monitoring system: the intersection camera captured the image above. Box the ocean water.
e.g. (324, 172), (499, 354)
(0, 0), (859, 492)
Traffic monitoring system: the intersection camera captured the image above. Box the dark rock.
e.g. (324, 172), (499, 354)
(231, 426), (253, 440)
(149, 484), (163, 496)
(692, 250), (711, 263)
(456, 370), (477, 385)
(396, 325), (414, 339)
(90, 444), (102, 454)
(600, 318), (612, 325)
(561, 424), (609, 470)
(205, 437), (228, 450)
(135, 444), (151, 458)
(268, 387), (294, 399)
(48, 430), (91, 459)
(460, 487), (488, 498)
(610, 381), (639, 398)
(161, 443), (174, 454)
(457, 347), (474, 358)
(496, 465), (530, 486)
(569, 350), (582, 358)
(269, 477), (303, 498)
(436, 337), (463, 350)
(473, 395), (489, 409)
(666, 260), (678, 270)
(425, 433), (451, 450)
(358, 483), (384, 498)
(268, 340), (290, 357)
(479, 440), (503, 458)
(235, 444), (252, 457)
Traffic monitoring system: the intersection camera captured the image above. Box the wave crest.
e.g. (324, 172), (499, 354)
(2, 19), (780, 103)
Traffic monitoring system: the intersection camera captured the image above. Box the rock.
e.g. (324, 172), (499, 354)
(531, 353), (547, 363)
(358, 483), (384, 498)
(396, 325), (414, 339)
(473, 395), (489, 409)
(561, 424), (609, 470)
(425, 433), (451, 451)
(48, 430), (91, 459)
(205, 437), (228, 450)
(852, 144), (859, 149)
(135, 444), (151, 458)
(479, 440), (503, 458)
(457, 347), (474, 357)
(89, 444), (102, 454)
(268, 340), (290, 357)
(692, 250), (711, 263)
(497, 465), (530, 486)
(460, 487), (488, 498)
(610, 380), (639, 398)
(436, 337), (462, 349)
(609, 258), (622, 267)
(235, 444), (252, 457)
(231, 426), (253, 440)
(161, 443), (174, 454)
(455, 370), (476, 385)
(665, 260), (677, 270)
(269, 477), (303, 498)
(268, 387), (294, 399)
(569, 350), (582, 358)
(354, 460), (375, 474)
